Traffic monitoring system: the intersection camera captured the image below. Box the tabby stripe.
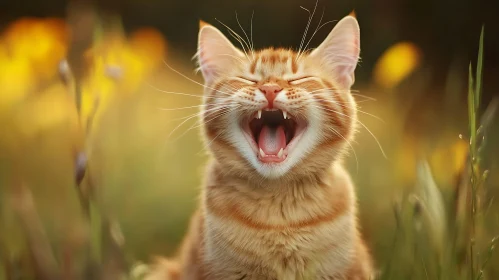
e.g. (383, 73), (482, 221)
(249, 57), (258, 74)
(290, 54), (298, 73)
(205, 186), (348, 230)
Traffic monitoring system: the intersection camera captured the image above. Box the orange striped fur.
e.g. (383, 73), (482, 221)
(142, 14), (374, 280)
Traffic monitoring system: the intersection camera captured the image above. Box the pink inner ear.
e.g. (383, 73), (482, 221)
(197, 26), (243, 83)
(198, 40), (221, 82)
(335, 66), (356, 89)
(321, 45), (359, 89)
(311, 16), (360, 89)
(198, 49), (217, 80)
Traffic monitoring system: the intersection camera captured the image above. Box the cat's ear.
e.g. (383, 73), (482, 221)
(197, 21), (245, 84)
(310, 15), (360, 89)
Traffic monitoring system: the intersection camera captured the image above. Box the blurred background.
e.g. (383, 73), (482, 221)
(0, 0), (498, 279)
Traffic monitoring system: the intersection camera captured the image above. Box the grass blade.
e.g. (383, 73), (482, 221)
(468, 63), (476, 155)
(475, 26), (484, 110)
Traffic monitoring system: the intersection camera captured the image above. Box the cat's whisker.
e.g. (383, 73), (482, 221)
(303, 6), (326, 58)
(307, 100), (378, 116)
(221, 24), (250, 56)
(303, 86), (361, 94)
(351, 109), (384, 123)
(146, 82), (204, 98)
(298, 5), (337, 61)
(196, 130), (224, 156)
(172, 106), (240, 143)
(309, 94), (376, 104)
(159, 102), (241, 112)
(166, 105), (237, 139)
(305, 86), (362, 93)
(147, 84), (238, 108)
(306, 92), (375, 103)
(167, 112), (205, 140)
(308, 101), (384, 123)
(162, 110), (229, 152)
(219, 82), (244, 93)
(162, 61), (236, 97)
(305, 88), (377, 101)
(329, 125), (359, 173)
(162, 105), (232, 127)
(353, 99), (374, 104)
(297, 0), (318, 60)
(301, 19), (336, 58)
(159, 105), (204, 111)
(226, 29), (251, 60)
(306, 89), (361, 96)
(215, 18), (252, 61)
(188, 106), (239, 133)
(309, 104), (387, 158)
(350, 93), (377, 101)
(235, 11), (255, 60)
(296, 6), (310, 58)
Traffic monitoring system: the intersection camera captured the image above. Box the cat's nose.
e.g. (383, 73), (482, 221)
(259, 84), (283, 109)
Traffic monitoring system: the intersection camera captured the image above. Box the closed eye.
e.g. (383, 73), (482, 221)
(288, 76), (316, 84)
(233, 76), (258, 84)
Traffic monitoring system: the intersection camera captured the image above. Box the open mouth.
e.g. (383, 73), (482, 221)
(242, 109), (307, 163)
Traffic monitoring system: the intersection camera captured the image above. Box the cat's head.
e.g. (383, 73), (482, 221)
(197, 15), (360, 180)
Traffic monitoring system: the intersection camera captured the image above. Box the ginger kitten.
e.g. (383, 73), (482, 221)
(144, 14), (374, 280)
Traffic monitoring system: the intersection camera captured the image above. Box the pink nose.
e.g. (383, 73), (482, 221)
(259, 84), (282, 108)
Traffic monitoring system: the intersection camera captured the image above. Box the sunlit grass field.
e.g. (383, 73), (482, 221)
(0, 13), (498, 280)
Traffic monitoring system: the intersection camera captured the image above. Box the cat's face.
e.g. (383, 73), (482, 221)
(197, 16), (360, 180)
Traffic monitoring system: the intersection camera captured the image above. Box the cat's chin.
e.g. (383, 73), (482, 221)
(240, 108), (308, 165)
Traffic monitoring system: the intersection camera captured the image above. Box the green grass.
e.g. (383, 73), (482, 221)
(374, 25), (498, 280)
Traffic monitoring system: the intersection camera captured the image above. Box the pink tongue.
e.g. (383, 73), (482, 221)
(258, 125), (286, 155)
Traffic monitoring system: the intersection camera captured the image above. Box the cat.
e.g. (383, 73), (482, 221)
(141, 14), (374, 280)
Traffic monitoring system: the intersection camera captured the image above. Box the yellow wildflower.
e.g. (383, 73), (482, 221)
(373, 42), (421, 89)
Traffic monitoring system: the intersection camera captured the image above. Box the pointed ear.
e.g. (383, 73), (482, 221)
(197, 21), (245, 84)
(310, 15), (360, 89)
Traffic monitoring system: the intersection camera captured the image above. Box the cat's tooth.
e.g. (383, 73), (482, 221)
(282, 111), (288, 119)
(259, 148), (266, 157)
(277, 148), (284, 158)
(257, 110), (262, 119)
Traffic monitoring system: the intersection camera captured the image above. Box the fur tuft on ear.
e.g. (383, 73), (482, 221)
(310, 15), (360, 89)
(199, 20), (210, 29)
(196, 21), (244, 84)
